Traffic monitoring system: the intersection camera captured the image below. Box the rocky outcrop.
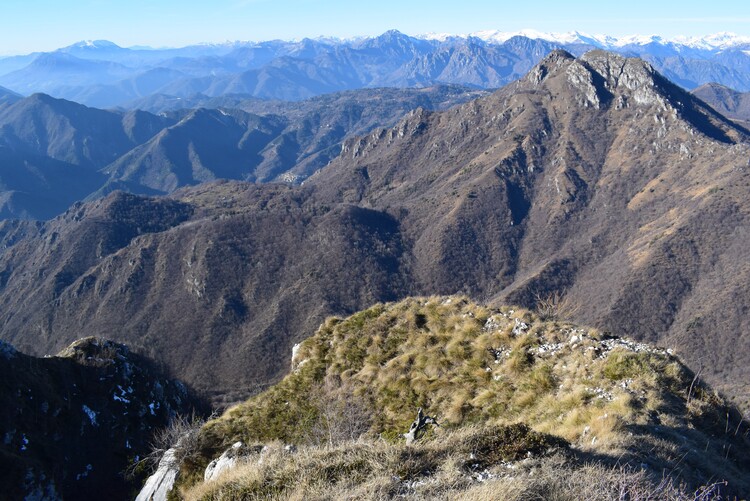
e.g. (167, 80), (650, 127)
(0, 338), (203, 501)
(136, 448), (180, 501)
(204, 442), (246, 482)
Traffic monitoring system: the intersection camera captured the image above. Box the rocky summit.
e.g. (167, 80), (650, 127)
(1, 50), (750, 418)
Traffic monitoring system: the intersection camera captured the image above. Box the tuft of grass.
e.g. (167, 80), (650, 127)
(602, 350), (654, 381)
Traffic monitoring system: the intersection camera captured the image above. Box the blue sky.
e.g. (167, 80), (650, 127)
(1, 0), (749, 55)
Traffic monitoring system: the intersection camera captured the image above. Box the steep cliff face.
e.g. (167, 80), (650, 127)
(0, 337), (202, 501)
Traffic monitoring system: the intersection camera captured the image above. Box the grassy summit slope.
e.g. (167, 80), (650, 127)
(181, 297), (750, 498)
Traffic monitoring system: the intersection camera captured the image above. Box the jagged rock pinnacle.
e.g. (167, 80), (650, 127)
(525, 49), (575, 85)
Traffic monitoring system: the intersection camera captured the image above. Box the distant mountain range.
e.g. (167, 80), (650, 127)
(446, 29), (750, 51)
(2, 30), (750, 108)
(0, 85), (484, 219)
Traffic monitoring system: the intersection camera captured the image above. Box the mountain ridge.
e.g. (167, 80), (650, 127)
(0, 85), (485, 218)
(306, 49), (750, 407)
(4, 30), (750, 108)
(693, 81), (750, 124)
(2, 50), (750, 416)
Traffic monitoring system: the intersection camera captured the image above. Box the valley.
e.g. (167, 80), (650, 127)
(0, 86), (483, 219)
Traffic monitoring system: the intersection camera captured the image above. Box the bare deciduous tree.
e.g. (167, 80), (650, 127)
(127, 411), (212, 478)
(309, 375), (372, 447)
(534, 290), (580, 321)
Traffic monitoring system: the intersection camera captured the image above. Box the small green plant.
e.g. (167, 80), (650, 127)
(602, 351), (652, 381)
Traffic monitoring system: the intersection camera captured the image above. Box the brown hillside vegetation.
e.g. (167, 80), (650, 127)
(176, 297), (750, 499)
(0, 186), (409, 404)
(1, 50), (750, 413)
(693, 82), (750, 126)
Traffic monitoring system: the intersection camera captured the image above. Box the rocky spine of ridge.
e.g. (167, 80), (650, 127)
(0, 337), (205, 501)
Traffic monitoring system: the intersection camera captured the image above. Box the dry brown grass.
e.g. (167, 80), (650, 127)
(182, 428), (725, 501)
(533, 290), (580, 322)
(184, 296), (750, 497)
(452, 459), (727, 501)
(182, 424), (560, 500)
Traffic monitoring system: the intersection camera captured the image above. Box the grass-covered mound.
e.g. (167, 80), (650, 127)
(179, 297), (750, 498)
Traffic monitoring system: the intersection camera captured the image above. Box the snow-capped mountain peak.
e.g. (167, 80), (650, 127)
(466, 29), (603, 45)
(421, 29), (632, 48)
(611, 34), (665, 47)
(671, 32), (750, 50)
(68, 40), (121, 50)
(419, 30), (750, 52)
